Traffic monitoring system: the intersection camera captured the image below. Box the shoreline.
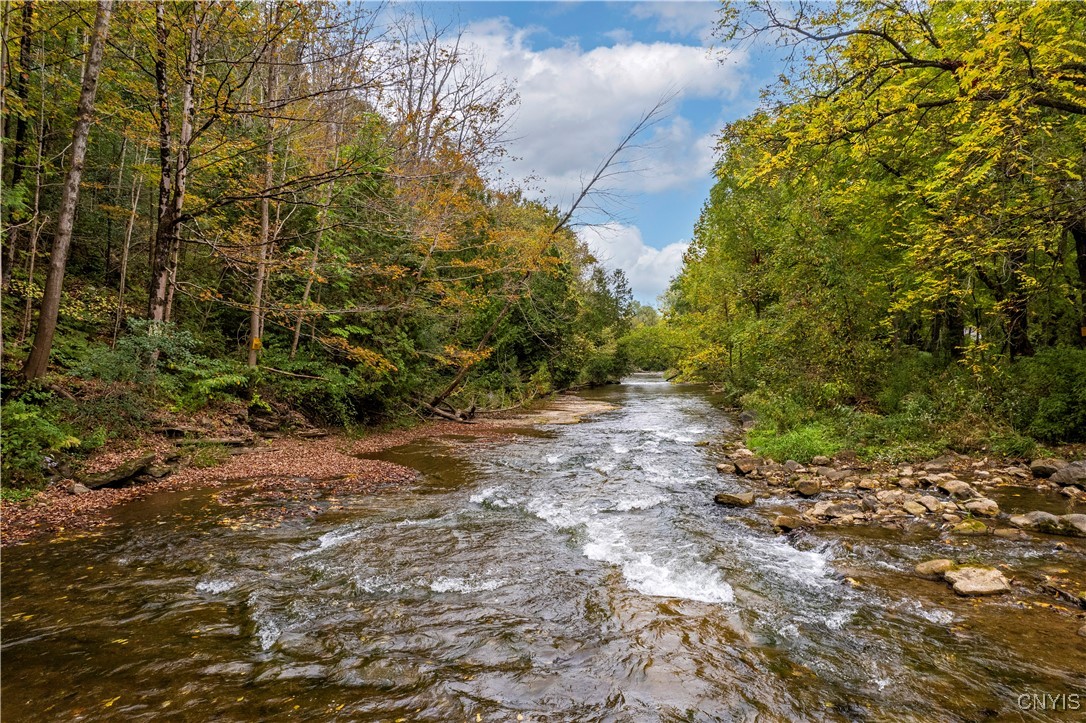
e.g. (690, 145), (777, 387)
(0, 395), (618, 548)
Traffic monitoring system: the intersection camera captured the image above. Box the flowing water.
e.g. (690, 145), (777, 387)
(3, 374), (1084, 721)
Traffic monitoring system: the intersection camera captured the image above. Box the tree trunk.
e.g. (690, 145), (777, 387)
(3, 0), (35, 291)
(1072, 220), (1086, 348)
(22, 0), (112, 380)
(1005, 250), (1034, 359)
(248, 10), (277, 367)
(113, 147), (146, 344)
(148, 2), (198, 325)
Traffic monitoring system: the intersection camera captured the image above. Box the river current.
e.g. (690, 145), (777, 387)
(2, 374), (1083, 721)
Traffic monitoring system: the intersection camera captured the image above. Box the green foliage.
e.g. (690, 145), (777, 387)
(0, 400), (80, 485)
(748, 422), (843, 464)
(1005, 347), (1086, 442)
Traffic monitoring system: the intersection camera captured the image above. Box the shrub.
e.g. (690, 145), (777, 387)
(0, 400), (80, 485)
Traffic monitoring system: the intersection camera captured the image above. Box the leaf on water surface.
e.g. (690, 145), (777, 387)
(102, 696), (120, 708)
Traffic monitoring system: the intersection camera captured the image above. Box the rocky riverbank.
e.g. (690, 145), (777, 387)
(712, 433), (1086, 635)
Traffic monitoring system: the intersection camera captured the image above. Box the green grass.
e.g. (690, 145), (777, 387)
(747, 422), (844, 463)
(189, 443), (231, 468)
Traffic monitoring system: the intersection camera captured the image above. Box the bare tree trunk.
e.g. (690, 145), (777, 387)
(248, 7), (277, 367)
(18, 113), (46, 343)
(22, 0), (112, 380)
(113, 146), (147, 345)
(149, 2), (198, 325)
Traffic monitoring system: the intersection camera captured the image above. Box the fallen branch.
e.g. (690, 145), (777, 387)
(261, 365), (324, 380)
(422, 403), (476, 424)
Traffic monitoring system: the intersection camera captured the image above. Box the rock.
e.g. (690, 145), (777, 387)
(815, 466), (847, 481)
(773, 515), (808, 532)
(1058, 513), (1086, 537)
(875, 490), (903, 504)
(942, 513), (962, 524)
(897, 477), (917, 489)
(903, 500), (927, 516)
(67, 482), (91, 495)
(77, 453), (156, 489)
(1009, 510), (1063, 534)
(899, 466), (914, 477)
(915, 559), (955, 578)
(994, 528), (1027, 539)
(793, 479), (821, 498)
(732, 447), (755, 458)
(1029, 458), (1067, 478)
(823, 502), (862, 519)
(811, 455), (831, 466)
(714, 492), (756, 507)
(861, 495), (879, 512)
(145, 464), (175, 479)
(963, 497), (999, 518)
(783, 460), (802, 473)
(952, 519), (989, 535)
(716, 462), (736, 475)
(936, 479), (977, 500)
(1050, 461), (1086, 486)
(858, 478), (879, 491)
(918, 495), (943, 513)
(734, 459), (760, 475)
(944, 566), (1011, 596)
(1078, 625), (1086, 639)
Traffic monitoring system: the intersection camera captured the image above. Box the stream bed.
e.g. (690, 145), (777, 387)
(2, 374), (1084, 721)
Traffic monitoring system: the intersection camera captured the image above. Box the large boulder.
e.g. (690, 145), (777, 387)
(1058, 513), (1086, 537)
(714, 491), (756, 507)
(77, 453), (156, 489)
(1051, 461), (1086, 487)
(944, 566), (1011, 596)
(1030, 458), (1068, 478)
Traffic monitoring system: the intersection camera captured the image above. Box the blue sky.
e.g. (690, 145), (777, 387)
(408, 1), (780, 304)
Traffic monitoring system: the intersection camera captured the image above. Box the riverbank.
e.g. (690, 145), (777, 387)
(0, 395), (617, 547)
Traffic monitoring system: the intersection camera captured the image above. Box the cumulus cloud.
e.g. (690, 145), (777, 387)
(461, 18), (744, 204)
(579, 223), (688, 304)
(629, 1), (721, 43)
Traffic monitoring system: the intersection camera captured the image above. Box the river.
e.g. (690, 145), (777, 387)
(2, 374), (1084, 721)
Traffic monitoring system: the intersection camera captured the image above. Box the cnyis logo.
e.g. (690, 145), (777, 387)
(1016, 692), (1082, 711)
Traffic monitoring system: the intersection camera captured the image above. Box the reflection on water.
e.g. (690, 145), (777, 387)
(2, 373), (1084, 721)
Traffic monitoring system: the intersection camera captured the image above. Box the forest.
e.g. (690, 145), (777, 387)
(648, 0), (1086, 461)
(0, 0), (639, 493)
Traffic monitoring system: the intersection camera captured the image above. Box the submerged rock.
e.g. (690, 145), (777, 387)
(944, 566), (1011, 596)
(714, 491), (756, 507)
(952, 519), (989, 535)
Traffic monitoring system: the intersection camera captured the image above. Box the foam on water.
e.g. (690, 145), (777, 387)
(290, 527), (359, 559)
(581, 520), (733, 604)
(610, 495), (667, 512)
(470, 486), (519, 509)
(428, 576), (505, 594)
(196, 579), (236, 594)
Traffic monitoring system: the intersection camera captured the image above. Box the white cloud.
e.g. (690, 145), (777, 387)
(629, 1), (721, 43)
(579, 223), (688, 304)
(461, 18), (745, 205)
